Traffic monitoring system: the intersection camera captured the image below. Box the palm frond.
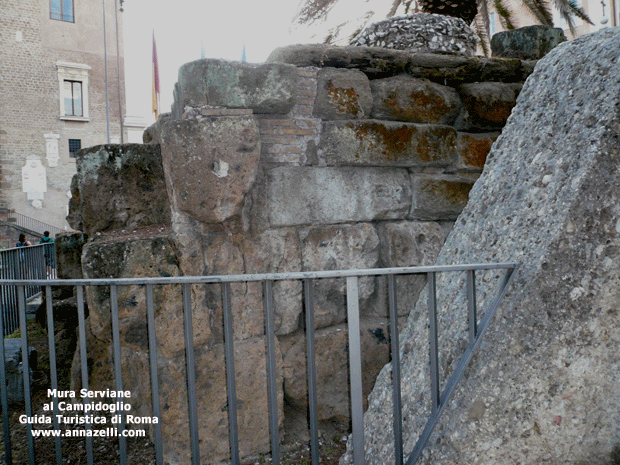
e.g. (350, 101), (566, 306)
(388, 0), (402, 16)
(554, 0), (594, 34)
(472, 15), (491, 56)
(478, 0), (490, 34)
(493, 0), (516, 29)
(521, 0), (554, 26)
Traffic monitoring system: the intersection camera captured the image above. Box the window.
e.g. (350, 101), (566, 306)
(55, 62), (90, 121)
(50, 0), (74, 22)
(68, 139), (81, 158)
(489, 12), (496, 37)
(64, 81), (83, 116)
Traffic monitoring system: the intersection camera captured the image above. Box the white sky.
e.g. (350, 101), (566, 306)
(121, 0), (303, 124)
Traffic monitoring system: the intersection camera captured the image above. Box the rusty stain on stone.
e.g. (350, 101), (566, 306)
(327, 81), (363, 116)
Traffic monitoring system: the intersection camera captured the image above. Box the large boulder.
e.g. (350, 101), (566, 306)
(342, 28), (620, 465)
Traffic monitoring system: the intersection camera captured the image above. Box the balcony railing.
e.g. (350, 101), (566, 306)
(0, 262), (517, 465)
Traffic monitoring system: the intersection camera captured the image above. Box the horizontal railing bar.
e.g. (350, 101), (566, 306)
(0, 263), (520, 287)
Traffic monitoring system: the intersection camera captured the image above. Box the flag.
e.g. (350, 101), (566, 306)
(152, 32), (160, 119)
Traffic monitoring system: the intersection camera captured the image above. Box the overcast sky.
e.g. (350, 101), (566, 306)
(121, 0), (301, 123)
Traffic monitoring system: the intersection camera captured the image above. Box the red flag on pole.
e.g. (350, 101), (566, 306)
(152, 31), (160, 119)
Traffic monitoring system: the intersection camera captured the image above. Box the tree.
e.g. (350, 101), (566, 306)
(294, 0), (593, 44)
(393, 0), (592, 35)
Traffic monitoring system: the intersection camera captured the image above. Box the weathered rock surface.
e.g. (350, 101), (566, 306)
(456, 132), (499, 171)
(55, 232), (87, 279)
(175, 59), (298, 115)
(409, 174), (474, 220)
(370, 75), (462, 125)
(458, 82), (522, 129)
(67, 144), (171, 235)
(376, 221), (448, 317)
(281, 319), (392, 421)
(492, 25), (567, 60)
(267, 44), (533, 83)
(255, 167), (412, 227)
(314, 68), (373, 120)
(300, 223), (380, 328)
(160, 117), (261, 224)
(343, 28), (620, 465)
(80, 232), (199, 360)
(320, 120), (457, 167)
(157, 336), (282, 464)
(143, 113), (171, 145)
(350, 14), (479, 56)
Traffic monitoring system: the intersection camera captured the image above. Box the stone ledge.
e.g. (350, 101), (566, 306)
(267, 44), (534, 83)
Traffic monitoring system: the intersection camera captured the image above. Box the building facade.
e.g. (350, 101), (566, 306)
(0, 0), (126, 231)
(488, 0), (619, 39)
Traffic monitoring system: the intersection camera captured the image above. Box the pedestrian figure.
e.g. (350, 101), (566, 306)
(39, 231), (55, 278)
(16, 233), (31, 278)
(16, 234), (31, 248)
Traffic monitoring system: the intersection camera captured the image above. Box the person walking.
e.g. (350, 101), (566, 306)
(39, 231), (55, 278)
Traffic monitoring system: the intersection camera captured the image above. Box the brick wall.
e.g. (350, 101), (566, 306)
(0, 0), (126, 229)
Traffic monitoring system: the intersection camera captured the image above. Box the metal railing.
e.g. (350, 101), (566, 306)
(0, 262), (517, 465)
(5, 212), (65, 238)
(0, 244), (56, 335)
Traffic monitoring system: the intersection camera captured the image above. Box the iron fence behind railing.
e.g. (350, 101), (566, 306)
(0, 262), (517, 465)
(5, 212), (64, 238)
(0, 244), (56, 335)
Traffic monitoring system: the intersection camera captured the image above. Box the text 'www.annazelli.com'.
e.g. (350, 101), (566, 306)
(30, 428), (146, 438)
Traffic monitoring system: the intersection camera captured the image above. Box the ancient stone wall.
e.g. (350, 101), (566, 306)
(342, 28), (620, 464)
(67, 45), (534, 463)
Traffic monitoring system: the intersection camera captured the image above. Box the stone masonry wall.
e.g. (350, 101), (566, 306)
(68, 45), (534, 463)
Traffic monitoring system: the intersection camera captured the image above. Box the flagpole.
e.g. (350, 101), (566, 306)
(115, 0), (124, 144)
(103, 0), (111, 143)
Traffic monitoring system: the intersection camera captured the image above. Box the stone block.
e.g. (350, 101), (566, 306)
(80, 232), (201, 360)
(492, 25), (567, 60)
(170, 218), (266, 342)
(55, 231), (87, 279)
(458, 82), (522, 130)
(131, 336), (282, 464)
(376, 221), (448, 317)
(281, 319), (391, 421)
(300, 223), (380, 328)
(314, 68), (372, 120)
(176, 59), (298, 114)
(67, 144), (171, 235)
(160, 117), (261, 224)
(370, 75), (462, 125)
(346, 28), (620, 465)
(3, 339), (36, 404)
(320, 121), (457, 167)
(256, 167), (411, 227)
(242, 228), (303, 335)
(409, 174), (474, 220)
(456, 132), (499, 171)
